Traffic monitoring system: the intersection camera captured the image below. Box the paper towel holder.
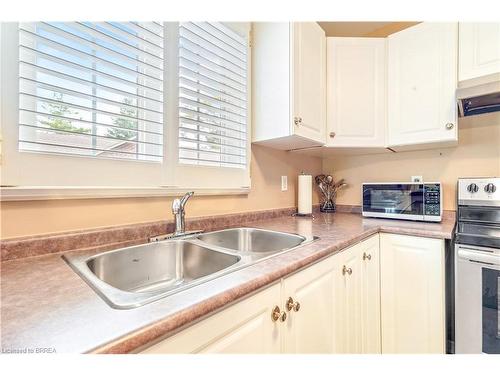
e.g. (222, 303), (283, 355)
(292, 212), (315, 218)
(294, 172), (315, 218)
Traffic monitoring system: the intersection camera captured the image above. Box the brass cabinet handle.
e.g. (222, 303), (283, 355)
(342, 265), (352, 275)
(363, 252), (372, 261)
(294, 116), (301, 126)
(286, 297), (301, 312)
(329, 132), (336, 138)
(271, 305), (287, 322)
(445, 123), (454, 130)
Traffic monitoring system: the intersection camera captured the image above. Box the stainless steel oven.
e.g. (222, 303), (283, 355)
(362, 182), (442, 222)
(455, 177), (500, 354)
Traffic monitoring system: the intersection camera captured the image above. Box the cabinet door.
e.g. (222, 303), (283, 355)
(333, 243), (362, 353)
(282, 256), (335, 353)
(380, 233), (445, 354)
(292, 22), (326, 144)
(327, 38), (386, 147)
(358, 234), (381, 354)
(387, 23), (457, 147)
(252, 22), (291, 144)
(333, 235), (381, 354)
(459, 23), (500, 81)
(141, 283), (282, 354)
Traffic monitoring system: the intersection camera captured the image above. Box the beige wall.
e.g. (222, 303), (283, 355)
(0, 145), (322, 239)
(2, 113), (499, 240)
(323, 113), (500, 211)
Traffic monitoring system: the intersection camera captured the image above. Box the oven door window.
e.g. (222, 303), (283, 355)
(482, 268), (500, 354)
(363, 184), (423, 215)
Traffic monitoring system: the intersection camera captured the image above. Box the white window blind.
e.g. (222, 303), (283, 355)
(178, 22), (248, 169)
(18, 22), (164, 162)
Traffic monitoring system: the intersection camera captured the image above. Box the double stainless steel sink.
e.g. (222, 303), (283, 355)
(63, 228), (316, 309)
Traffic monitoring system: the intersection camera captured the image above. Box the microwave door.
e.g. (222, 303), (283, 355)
(363, 184), (424, 217)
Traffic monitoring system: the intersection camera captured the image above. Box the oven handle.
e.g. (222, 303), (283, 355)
(457, 248), (500, 266)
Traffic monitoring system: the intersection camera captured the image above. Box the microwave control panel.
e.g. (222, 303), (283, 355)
(424, 184), (441, 216)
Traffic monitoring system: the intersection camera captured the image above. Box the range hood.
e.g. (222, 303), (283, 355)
(457, 73), (500, 117)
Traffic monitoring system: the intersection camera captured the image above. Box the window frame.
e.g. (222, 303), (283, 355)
(0, 22), (251, 200)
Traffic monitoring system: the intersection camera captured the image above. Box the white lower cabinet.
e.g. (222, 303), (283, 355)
(142, 258), (336, 354)
(141, 233), (445, 354)
(333, 234), (381, 353)
(380, 233), (445, 354)
(359, 235), (382, 354)
(282, 256), (336, 353)
(141, 283), (282, 354)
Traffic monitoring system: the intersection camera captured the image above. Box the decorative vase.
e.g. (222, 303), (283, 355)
(314, 174), (346, 214)
(320, 198), (336, 213)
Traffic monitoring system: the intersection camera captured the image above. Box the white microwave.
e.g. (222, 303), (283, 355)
(362, 182), (442, 222)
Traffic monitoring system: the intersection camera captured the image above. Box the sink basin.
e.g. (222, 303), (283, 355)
(88, 241), (240, 293)
(63, 241), (241, 309)
(64, 227), (316, 309)
(196, 228), (306, 253)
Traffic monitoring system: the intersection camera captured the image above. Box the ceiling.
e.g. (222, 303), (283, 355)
(318, 22), (419, 37)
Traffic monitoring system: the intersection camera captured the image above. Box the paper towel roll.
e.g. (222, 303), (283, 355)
(298, 174), (312, 215)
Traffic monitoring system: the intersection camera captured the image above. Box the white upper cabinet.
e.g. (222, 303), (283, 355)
(326, 38), (387, 148)
(459, 23), (500, 81)
(387, 23), (458, 148)
(252, 22), (326, 150)
(292, 23), (327, 144)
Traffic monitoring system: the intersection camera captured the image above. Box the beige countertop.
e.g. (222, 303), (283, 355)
(0, 212), (455, 354)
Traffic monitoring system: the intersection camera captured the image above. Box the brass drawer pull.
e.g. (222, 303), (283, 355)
(286, 297), (301, 312)
(363, 252), (372, 261)
(271, 305), (287, 322)
(342, 265), (353, 275)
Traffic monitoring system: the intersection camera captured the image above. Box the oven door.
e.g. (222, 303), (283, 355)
(455, 244), (500, 354)
(362, 184), (424, 220)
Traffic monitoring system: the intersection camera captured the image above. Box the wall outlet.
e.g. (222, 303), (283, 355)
(411, 176), (423, 183)
(281, 176), (288, 191)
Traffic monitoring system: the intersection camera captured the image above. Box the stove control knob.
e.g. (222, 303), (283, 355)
(467, 183), (479, 193)
(484, 183), (497, 194)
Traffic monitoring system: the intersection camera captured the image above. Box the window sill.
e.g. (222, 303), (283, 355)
(0, 186), (251, 201)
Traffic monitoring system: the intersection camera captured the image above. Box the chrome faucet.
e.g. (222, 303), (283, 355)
(172, 191), (194, 236)
(149, 191), (202, 242)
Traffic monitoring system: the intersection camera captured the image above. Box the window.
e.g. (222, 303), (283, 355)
(0, 22), (250, 195)
(18, 22), (164, 162)
(178, 22), (248, 169)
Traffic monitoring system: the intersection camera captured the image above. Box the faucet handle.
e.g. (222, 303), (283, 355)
(172, 198), (181, 214)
